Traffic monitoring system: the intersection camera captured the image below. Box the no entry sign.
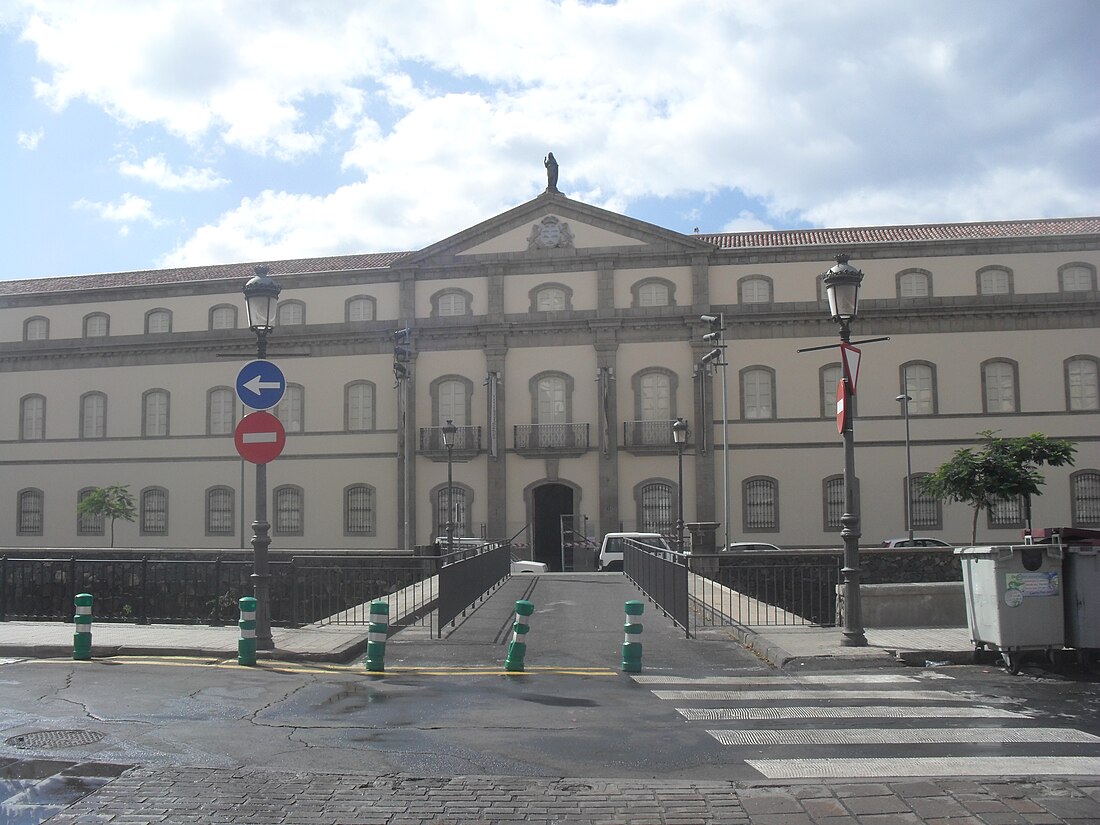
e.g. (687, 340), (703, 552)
(234, 411), (286, 464)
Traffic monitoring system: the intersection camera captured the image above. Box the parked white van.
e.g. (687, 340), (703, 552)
(597, 532), (672, 571)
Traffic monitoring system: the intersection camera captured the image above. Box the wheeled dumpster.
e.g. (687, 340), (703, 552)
(1032, 528), (1100, 659)
(956, 544), (1064, 673)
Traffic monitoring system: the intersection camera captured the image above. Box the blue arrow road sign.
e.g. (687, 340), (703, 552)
(236, 359), (286, 410)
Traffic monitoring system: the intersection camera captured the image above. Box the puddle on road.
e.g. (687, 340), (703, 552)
(515, 694), (599, 708)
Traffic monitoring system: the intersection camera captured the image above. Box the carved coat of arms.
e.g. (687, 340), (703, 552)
(527, 216), (575, 250)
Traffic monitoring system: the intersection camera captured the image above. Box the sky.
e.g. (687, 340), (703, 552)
(1, 0), (1098, 282)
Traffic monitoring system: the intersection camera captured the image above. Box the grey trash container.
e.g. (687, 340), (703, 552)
(956, 544), (1064, 673)
(1064, 546), (1100, 652)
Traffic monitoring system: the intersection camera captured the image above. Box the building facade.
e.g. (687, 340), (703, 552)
(2, 191), (1099, 567)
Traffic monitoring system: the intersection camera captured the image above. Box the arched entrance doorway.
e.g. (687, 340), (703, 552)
(531, 483), (574, 571)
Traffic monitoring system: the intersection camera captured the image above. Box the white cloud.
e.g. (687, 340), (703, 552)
(11, 0), (1100, 269)
(74, 193), (163, 230)
(118, 155), (228, 191)
(16, 128), (44, 150)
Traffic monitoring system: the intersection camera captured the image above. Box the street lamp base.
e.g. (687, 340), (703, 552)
(840, 631), (868, 647)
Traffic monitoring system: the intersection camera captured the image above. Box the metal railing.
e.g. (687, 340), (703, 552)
(622, 419), (677, 447)
(419, 425), (482, 453)
(436, 541), (511, 637)
(513, 423), (589, 451)
(621, 546), (841, 636)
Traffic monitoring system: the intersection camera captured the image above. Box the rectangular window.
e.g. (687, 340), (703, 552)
(144, 391), (169, 436)
(82, 394), (106, 438)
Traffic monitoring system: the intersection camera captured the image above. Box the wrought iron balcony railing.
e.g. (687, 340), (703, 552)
(419, 425), (482, 457)
(513, 423), (590, 454)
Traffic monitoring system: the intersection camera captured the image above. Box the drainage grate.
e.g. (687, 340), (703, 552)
(6, 729), (105, 749)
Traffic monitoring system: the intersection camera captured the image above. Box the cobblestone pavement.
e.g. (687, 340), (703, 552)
(38, 764), (1100, 824)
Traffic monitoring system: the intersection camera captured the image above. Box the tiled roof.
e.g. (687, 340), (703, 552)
(0, 252), (410, 296)
(696, 217), (1100, 249)
(2, 217), (1096, 296)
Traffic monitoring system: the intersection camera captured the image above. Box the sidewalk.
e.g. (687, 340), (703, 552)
(0, 615), (977, 670)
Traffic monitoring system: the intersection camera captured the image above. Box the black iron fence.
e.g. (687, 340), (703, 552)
(436, 542), (510, 637)
(623, 542), (690, 635)
(0, 553), (435, 627)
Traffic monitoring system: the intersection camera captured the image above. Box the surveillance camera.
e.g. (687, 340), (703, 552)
(393, 327), (412, 338)
(699, 314), (718, 323)
(700, 348), (723, 364)
(702, 331), (721, 343)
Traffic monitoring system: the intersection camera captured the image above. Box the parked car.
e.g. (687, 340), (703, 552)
(510, 559), (549, 574)
(724, 542), (782, 552)
(882, 537), (954, 548)
(597, 532), (671, 571)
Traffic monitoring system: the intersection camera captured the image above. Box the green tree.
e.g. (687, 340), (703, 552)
(917, 430), (1076, 544)
(77, 485), (136, 547)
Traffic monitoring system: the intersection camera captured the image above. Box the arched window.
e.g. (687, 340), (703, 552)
(1059, 263), (1096, 292)
(977, 267), (1012, 296)
(820, 364), (842, 419)
(739, 276), (773, 305)
(23, 316), (49, 341)
(210, 304), (238, 330)
(277, 300), (305, 326)
(637, 480), (674, 534)
(901, 362), (936, 415)
(20, 394), (45, 440)
(740, 367), (775, 420)
(897, 269), (931, 298)
(142, 389), (170, 437)
(531, 283), (571, 312)
(432, 289), (471, 317)
(435, 377), (470, 426)
(274, 384), (304, 432)
(207, 387), (236, 435)
(909, 473), (942, 529)
(633, 279), (673, 308)
(744, 476), (778, 532)
(1071, 470), (1100, 527)
(140, 487), (168, 535)
(17, 488), (44, 535)
(77, 488), (104, 536)
(981, 359), (1018, 413)
(273, 485), (304, 536)
(145, 308), (172, 334)
(535, 373), (569, 424)
(434, 484), (470, 539)
(83, 312), (110, 337)
(205, 486), (235, 536)
(1066, 357), (1100, 411)
(345, 381), (376, 431)
(345, 484), (376, 536)
(346, 295), (376, 323)
(823, 475), (844, 532)
(80, 392), (107, 439)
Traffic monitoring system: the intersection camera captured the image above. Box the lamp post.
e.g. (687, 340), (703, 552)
(896, 393), (914, 543)
(822, 254), (867, 647)
(672, 417), (688, 552)
(242, 265), (280, 651)
(441, 418), (457, 555)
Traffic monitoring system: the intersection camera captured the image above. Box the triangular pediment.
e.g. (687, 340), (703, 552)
(400, 192), (713, 268)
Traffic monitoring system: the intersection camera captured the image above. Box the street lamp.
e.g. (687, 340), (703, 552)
(896, 393), (914, 543)
(441, 418), (457, 555)
(672, 417), (688, 552)
(822, 254), (867, 647)
(242, 265), (280, 651)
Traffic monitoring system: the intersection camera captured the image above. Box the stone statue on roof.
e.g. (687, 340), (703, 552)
(544, 153), (559, 192)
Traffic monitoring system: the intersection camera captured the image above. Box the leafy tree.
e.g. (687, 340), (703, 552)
(917, 430), (1076, 544)
(77, 485), (136, 547)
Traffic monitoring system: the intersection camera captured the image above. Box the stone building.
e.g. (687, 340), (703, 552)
(2, 190), (1098, 567)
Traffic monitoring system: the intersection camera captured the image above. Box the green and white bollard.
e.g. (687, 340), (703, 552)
(365, 600), (389, 673)
(73, 593), (93, 661)
(622, 600), (644, 673)
(238, 596), (257, 666)
(504, 599), (535, 672)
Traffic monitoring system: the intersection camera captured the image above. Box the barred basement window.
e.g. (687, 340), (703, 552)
(274, 486), (304, 536)
(744, 476), (778, 532)
(140, 487), (168, 535)
(988, 495), (1025, 529)
(908, 474), (942, 530)
(77, 488), (104, 536)
(345, 485), (375, 536)
(205, 486), (234, 536)
(1072, 471), (1100, 527)
(823, 475), (844, 531)
(17, 488), (43, 536)
(639, 481), (673, 534)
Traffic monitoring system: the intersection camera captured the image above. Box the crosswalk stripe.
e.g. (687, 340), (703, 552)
(654, 689), (963, 701)
(632, 674), (929, 685)
(676, 705), (1031, 721)
(747, 756), (1100, 779)
(708, 727), (1099, 746)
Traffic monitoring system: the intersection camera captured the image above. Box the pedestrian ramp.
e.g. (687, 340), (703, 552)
(635, 671), (1100, 780)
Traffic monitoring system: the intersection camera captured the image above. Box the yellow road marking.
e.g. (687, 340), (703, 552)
(21, 658), (618, 676)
